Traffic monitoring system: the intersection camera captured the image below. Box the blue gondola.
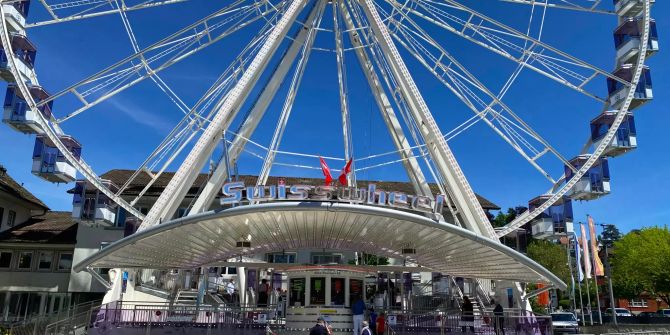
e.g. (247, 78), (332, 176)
(2, 83), (52, 133)
(614, 17), (659, 64)
(613, 0), (655, 18)
(564, 155), (611, 201)
(72, 179), (118, 225)
(607, 64), (652, 111)
(2, 1), (30, 33)
(0, 33), (36, 82)
(528, 195), (574, 239)
(32, 135), (81, 183)
(590, 111), (636, 157)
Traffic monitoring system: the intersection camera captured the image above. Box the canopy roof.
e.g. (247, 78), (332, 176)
(75, 202), (565, 289)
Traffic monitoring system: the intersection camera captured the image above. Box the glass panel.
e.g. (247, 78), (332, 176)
(310, 277), (326, 305)
(331, 278), (345, 305)
(289, 278), (305, 307)
(349, 279), (363, 306)
(17, 251), (33, 269)
(0, 251), (12, 268)
(58, 253), (73, 271)
(38, 251), (53, 270)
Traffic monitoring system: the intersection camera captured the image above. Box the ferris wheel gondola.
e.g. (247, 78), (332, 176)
(0, 0), (658, 242)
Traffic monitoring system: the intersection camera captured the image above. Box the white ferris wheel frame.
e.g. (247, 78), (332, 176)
(0, 0), (652, 238)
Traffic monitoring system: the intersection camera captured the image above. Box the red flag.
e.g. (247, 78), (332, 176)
(338, 158), (353, 186)
(319, 157), (333, 185)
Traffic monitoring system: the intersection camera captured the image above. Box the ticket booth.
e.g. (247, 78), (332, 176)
(284, 267), (367, 333)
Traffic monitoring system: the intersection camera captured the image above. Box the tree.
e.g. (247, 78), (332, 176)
(600, 224), (622, 248)
(492, 206), (527, 228)
(611, 227), (670, 306)
(526, 239), (571, 285)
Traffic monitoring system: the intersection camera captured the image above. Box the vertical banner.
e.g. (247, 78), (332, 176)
(537, 283), (550, 306)
(588, 216), (605, 276)
(574, 235), (584, 282)
(580, 225), (592, 279)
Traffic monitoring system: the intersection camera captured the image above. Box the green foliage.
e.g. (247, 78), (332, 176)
(600, 225), (622, 248)
(526, 240), (571, 286)
(347, 253), (389, 266)
(611, 227), (670, 306)
(492, 207), (527, 228)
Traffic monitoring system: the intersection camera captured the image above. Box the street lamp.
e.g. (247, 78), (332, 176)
(599, 223), (618, 327)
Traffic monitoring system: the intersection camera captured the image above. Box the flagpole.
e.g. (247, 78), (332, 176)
(588, 216), (604, 325)
(577, 278), (585, 326)
(566, 235), (577, 314)
(580, 223), (594, 326)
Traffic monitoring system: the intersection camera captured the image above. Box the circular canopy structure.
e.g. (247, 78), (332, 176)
(75, 202), (567, 290)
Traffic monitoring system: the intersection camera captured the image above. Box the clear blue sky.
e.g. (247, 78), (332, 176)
(1, 0), (668, 234)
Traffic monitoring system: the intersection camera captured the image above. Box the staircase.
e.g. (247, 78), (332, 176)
(175, 290), (200, 304)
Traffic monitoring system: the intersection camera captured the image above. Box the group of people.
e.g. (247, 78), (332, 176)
(460, 296), (505, 335)
(311, 298), (385, 335)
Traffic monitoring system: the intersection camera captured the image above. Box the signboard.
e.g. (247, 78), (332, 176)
(221, 182), (446, 215)
(387, 315), (397, 326)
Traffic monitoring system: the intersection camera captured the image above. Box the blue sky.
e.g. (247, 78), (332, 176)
(1, 0), (668, 234)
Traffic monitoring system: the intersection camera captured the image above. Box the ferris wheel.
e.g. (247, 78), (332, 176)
(0, 0), (658, 239)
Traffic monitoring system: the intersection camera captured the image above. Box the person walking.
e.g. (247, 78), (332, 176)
(352, 297), (366, 335)
(258, 278), (269, 307)
(493, 300), (505, 335)
(225, 278), (236, 303)
(376, 312), (386, 335)
(368, 308), (377, 335)
(461, 296), (475, 333)
(310, 316), (329, 335)
(361, 321), (373, 335)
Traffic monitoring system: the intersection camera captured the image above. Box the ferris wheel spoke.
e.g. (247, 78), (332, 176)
(498, 0), (615, 15)
(383, 7), (572, 184)
(25, 0), (193, 28)
(384, 0), (630, 103)
(39, 0), (280, 123)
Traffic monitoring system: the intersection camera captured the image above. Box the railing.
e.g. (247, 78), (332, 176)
(9, 300), (102, 335)
(385, 311), (553, 335)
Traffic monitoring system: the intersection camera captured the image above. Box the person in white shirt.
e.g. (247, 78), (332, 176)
(361, 321), (372, 335)
(225, 278), (236, 302)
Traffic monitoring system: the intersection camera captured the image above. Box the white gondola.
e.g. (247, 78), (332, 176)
(565, 155), (611, 201)
(590, 111), (637, 157)
(2, 83), (52, 133)
(1, 1), (29, 34)
(0, 32), (36, 82)
(614, 18), (659, 65)
(607, 64), (652, 111)
(31, 135), (81, 183)
(71, 179), (118, 225)
(528, 195), (574, 239)
(614, 0), (655, 18)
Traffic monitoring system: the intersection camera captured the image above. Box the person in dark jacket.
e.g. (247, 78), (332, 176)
(493, 300), (505, 335)
(461, 296), (475, 333)
(310, 316), (329, 335)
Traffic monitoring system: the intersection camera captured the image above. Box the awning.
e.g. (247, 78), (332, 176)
(75, 202), (566, 289)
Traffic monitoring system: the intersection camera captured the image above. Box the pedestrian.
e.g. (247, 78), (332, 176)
(352, 296), (366, 335)
(369, 308), (377, 335)
(376, 312), (386, 335)
(258, 278), (269, 307)
(225, 278), (236, 303)
(310, 316), (329, 335)
(361, 321), (372, 335)
(461, 296), (475, 333)
(493, 300), (505, 335)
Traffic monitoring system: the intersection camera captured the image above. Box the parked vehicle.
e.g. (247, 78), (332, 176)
(605, 308), (633, 317)
(551, 312), (579, 334)
(659, 309), (670, 317)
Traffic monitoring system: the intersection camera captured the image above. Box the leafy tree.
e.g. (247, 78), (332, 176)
(347, 253), (389, 266)
(611, 227), (670, 306)
(600, 225), (622, 248)
(492, 206), (527, 228)
(526, 239), (571, 285)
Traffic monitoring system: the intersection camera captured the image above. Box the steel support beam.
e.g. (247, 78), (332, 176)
(188, 2), (324, 214)
(139, 0), (308, 230)
(358, 0), (495, 238)
(340, 0), (432, 198)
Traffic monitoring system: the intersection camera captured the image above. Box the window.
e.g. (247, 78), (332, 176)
(8, 210), (16, 227)
(310, 277), (326, 305)
(17, 251), (33, 270)
(57, 253), (73, 271)
(629, 299), (648, 308)
(311, 253), (342, 265)
(0, 207), (4, 226)
(0, 251), (12, 268)
(38, 251), (53, 271)
(267, 252), (296, 264)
